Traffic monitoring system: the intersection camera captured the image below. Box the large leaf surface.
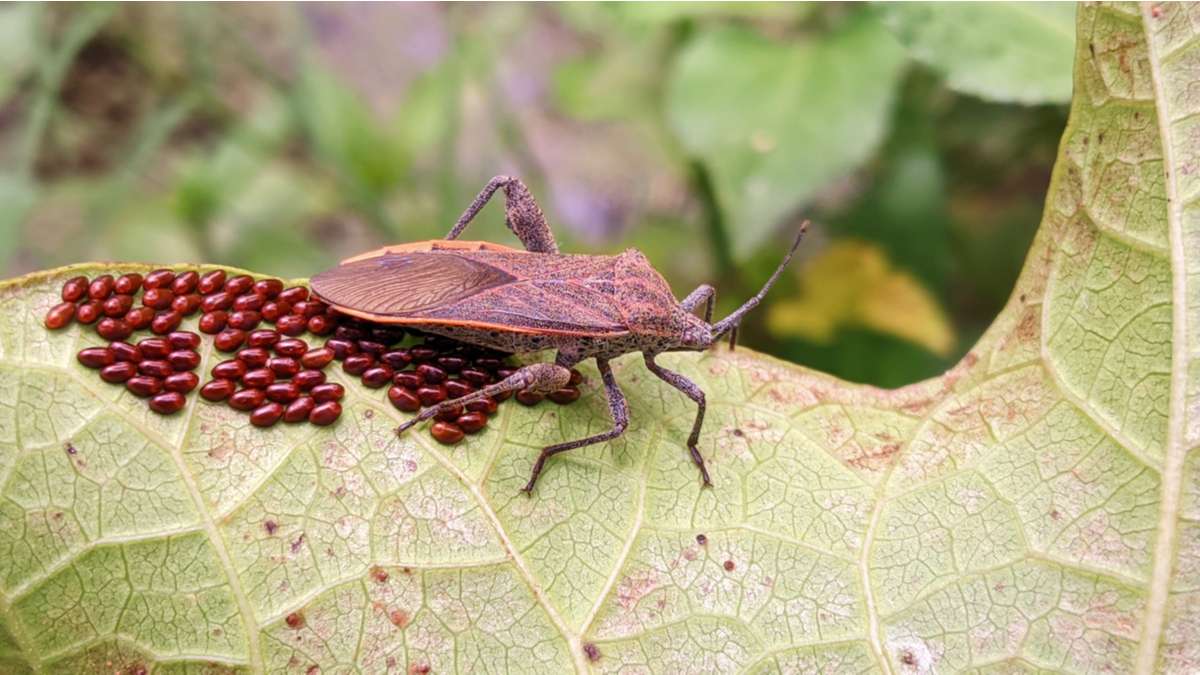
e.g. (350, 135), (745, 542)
(0, 3), (1197, 673)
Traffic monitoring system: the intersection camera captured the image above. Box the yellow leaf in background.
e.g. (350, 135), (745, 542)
(767, 239), (956, 356)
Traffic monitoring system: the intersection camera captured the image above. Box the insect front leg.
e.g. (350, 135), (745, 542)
(523, 358), (628, 494)
(444, 175), (559, 253)
(680, 284), (738, 349)
(395, 362), (571, 434)
(680, 284), (715, 323)
(643, 353), (713, 487)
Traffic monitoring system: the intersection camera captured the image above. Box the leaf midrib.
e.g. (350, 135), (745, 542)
(1134, 4), (1191, 673)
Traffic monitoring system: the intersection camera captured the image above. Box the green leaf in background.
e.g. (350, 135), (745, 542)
(878, 2), (1076, 105)
(0, 4), (1197, 673)
(666, 15), (906, 260)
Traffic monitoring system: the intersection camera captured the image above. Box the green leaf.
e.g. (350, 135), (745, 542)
(877, 2), (1076, 105)
(0, 4), (1197, 672)
(666, 16), (907, 260)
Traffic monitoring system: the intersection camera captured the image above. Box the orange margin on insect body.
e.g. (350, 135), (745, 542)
(339, 239), (523, 264)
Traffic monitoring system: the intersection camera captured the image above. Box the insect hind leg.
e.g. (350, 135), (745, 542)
(444, 176), (559, 253)
(523, 358), (628, 494)
(643, 353), (713, 487)
(395, 362), (570, 434)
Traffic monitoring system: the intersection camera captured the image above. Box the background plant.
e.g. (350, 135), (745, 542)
(0, 2), (1075, 387)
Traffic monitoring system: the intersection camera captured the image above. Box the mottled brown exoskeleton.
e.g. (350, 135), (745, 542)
(311, 176), (806, 493)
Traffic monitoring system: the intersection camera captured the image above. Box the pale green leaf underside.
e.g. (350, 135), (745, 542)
(0, 3), (1197, 673)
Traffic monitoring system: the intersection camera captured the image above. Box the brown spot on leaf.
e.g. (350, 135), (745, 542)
(65, 442), (77, 455)
(846, 443), (901, 471)
(285, 612), (305, 629)
(584, 642), (601, 662)
(389, 609), (410, 628)
(306, 666), (319, 675)
(616, 571), (659, 609)
(696, 533), (707, 546)
(900, 649), (916, 666)
(723, 560), (736, 572)
(371, 566), (389, 583)
(264, 519), (278, 535)
(409, 663), (431, 675)
(291, 533), (305, 553)
(1016, 308), (1038, 342)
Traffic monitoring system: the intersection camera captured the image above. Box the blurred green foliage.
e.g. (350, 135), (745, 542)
(0, 2), (1072, 387)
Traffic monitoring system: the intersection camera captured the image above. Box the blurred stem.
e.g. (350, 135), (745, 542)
(654, 18), (743, 293)
(436, 5), (465, 228)
(474, 7), (554, 227)
(688, 159), (736, 286)
(180, 4), (217, 103)
(18, 4), (113, 178)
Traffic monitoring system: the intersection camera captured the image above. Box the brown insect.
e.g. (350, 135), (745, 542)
(311, 176), (806, 493)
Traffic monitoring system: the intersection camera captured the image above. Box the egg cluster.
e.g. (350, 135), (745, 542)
(47, 268), (583, 443)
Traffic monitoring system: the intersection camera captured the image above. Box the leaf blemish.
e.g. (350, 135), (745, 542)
(584, 643), (601, 662)
(285, 611), (305, 629)
(264, 519), (278, 535)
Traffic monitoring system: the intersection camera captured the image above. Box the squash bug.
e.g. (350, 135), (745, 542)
(311, 176), (807, 493)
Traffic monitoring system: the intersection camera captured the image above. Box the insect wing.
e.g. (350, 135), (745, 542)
(311, 252), (516, 316)
(431, 279), (626, 334)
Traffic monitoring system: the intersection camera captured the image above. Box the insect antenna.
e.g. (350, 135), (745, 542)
(710, 221), (808, 348)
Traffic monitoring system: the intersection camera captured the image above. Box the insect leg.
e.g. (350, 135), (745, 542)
(679, 284), (715, 323)
(523, 358), (628, 494)
(395, 362), (571, 434)
(643, 353), (713, 487)
(444, 175), (559, 253)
